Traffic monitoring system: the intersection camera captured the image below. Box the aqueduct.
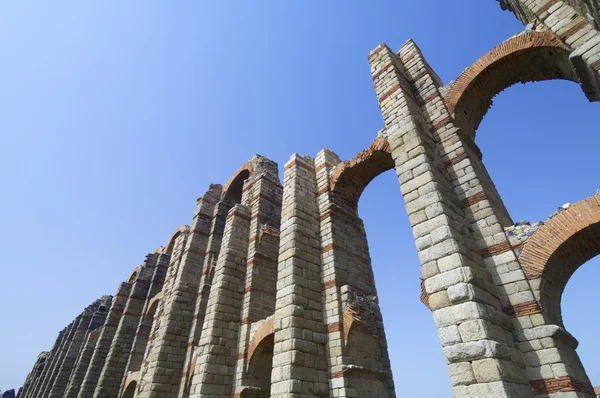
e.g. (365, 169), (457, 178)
(18, 0), (600, 397)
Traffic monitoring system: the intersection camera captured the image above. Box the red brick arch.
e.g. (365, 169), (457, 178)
(223, 161), (254, 204)
(329, 137), (393, 205)
(444, 31), (578, 136)
(247, 319), (274, 364)
(163, 225), (190, 255)
(519, 192), (600, 326)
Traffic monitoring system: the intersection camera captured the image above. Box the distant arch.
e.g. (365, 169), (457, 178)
(127, 266), (142, 284)
(121, 381), (137, 398)
(330, 138), (393, 206)
(519, 192), (600, 327)
(223, 161), (254, 205)
(444, 31), (580, 136)
(164, 225), (190, 255)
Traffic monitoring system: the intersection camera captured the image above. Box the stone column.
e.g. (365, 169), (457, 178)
(232, 165), (282, 396)
(122, 253), (171, 378)
(177, 201), (231, 398)
(19, 352), (49, 398)
(63, 329), (101, 398)
(94, 254), (159, 397)
(48, 298), (105, 398)
(369, 42), (532, 397)
(62, 296), (111, 398)
(136, 185), (221, 398)
(26, 331), (65, 398)
(39, 317), (81, 398)
(78, 282), (131, 398)
(270, 154), (329, 398)
(188, 204), (251, 397)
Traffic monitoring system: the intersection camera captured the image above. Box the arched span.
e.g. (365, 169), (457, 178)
(247, 319), (274, 364)
(121, 380), (137, 398)
(444, 31), (579, 136)
(222, 161), (253, 205)
(163, 225), (190, 255)
(330, 138), (394, 205)
(127, 266), (142, 284)
(519, 192), (600, 327)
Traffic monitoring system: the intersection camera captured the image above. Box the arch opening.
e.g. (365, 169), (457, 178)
(246, 333), (274, 395)
(327, 139), (450, 395)
(444, 31), (580, 137)
(121, 381), (137, 398)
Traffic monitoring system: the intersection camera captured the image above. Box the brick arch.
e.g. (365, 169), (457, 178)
(519, 192), (600, 326)
(247, 319), (274, 364)
(329, 137), (393, 205)
(121, 380), (137, 398)
(444, 31), (579, 136)
(223, 161), (254, 204)
(127, 266), (142, 284)
(163, 225), (190, 255)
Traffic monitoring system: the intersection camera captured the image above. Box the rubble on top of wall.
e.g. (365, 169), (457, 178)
(505, 201), (581, 252)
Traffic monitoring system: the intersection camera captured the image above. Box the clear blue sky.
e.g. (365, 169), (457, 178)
(1, 1), (598, 394)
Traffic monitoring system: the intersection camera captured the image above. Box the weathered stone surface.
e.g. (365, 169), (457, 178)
(17, 5), (600, 397)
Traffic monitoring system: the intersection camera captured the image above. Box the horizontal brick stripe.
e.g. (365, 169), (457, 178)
(480, 241), (512, 258)
(558, 18), (588, 41)
(430, 116), (452, 132)
(326, 322), (341, 333)
(284, 159), (315, 173)
(444, 152), (468, 168)
(401, 49), (418, 64)
(530, 376), (594, 395)
(535, 0), (558, 17)
(502, 301), (542, 318)
(371, 60), (393, 80)
(462, 191), (487, 207)
(322, 280), (336, 290)
(378, 83), (400, 102)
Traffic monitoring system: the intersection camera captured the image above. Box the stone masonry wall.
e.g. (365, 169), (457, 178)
(17, 1), (600, 397)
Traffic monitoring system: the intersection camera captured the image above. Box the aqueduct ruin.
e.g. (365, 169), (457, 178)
(18, 0), (600, 397)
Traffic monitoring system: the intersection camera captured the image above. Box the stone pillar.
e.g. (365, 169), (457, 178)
(188, 204), (251, 397)
(369, 42), (533, 396)
(94, 254), (159, 397)
(63, 329), (101, 398)
(136, 185), (221, 398)
(48, 296), (111, 398)
(122, 253), (171, 378)
(26, 332), (65, 398)
(78, 282), (131, 398)
(232, 163), (282, 396)
(177, 201), (231, 398)
(19, 352), (49, 398)
(270, 154), (329, 398)
(313, 146), (396, 398)
(38, 317), (81, 398)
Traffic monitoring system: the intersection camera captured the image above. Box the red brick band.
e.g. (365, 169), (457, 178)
(284, 159), (315, 173)
(444, 152), (468, 168)
(502, 301), (542, 318)
(463, 191), (487, 207)
(480, 241), (512, 258)
(378, 84), (400, 102)
(530, 376), (594, 395)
